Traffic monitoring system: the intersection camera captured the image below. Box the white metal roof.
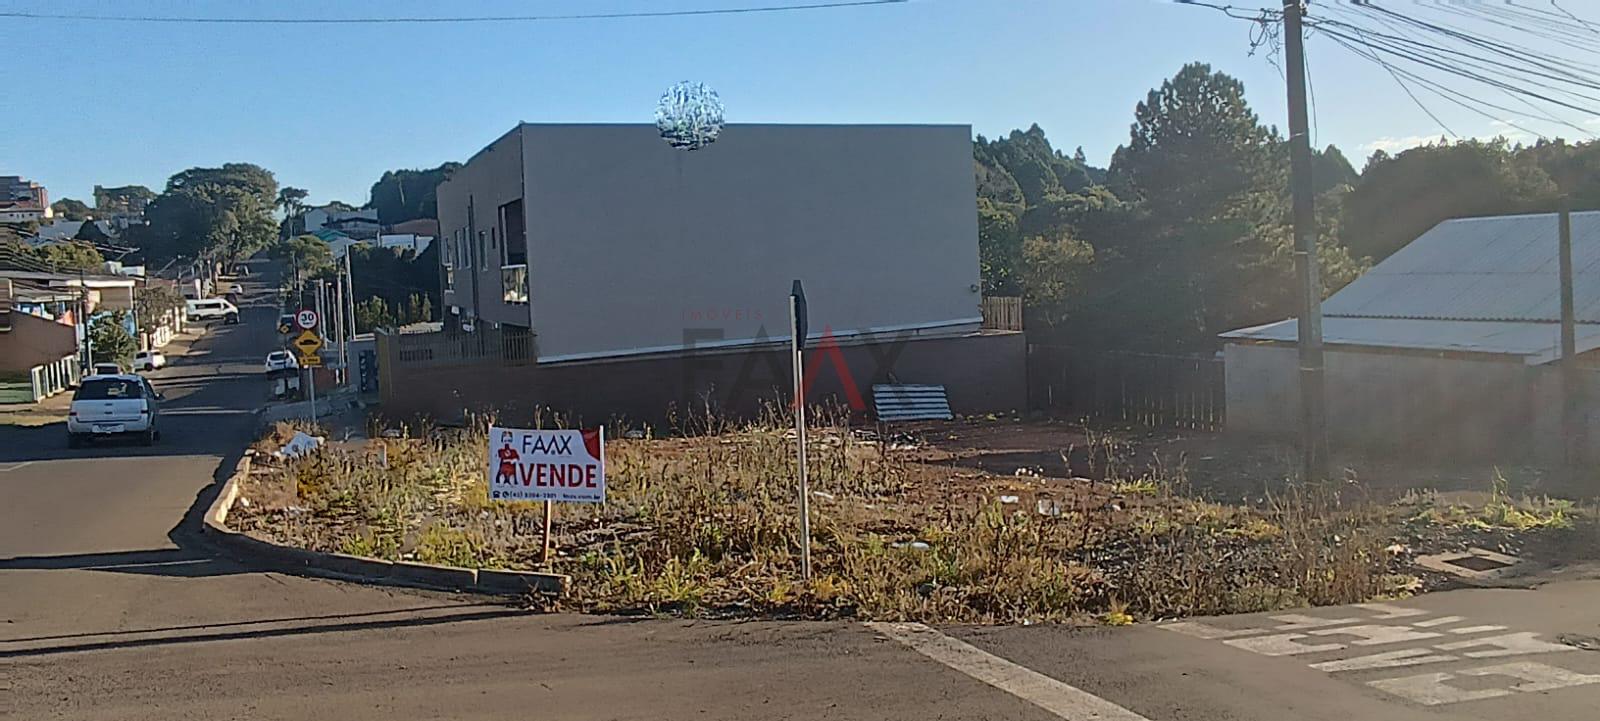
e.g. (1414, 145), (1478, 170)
(1224, 211), (1600, 363)
(1325, 211), (1600, 322)
(1221, 317), (1600, 364)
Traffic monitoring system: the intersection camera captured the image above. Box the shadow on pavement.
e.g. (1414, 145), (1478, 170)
(0, 548), (246, 578)
(0, 607), (527, 658)
(0, 603), (503, 644)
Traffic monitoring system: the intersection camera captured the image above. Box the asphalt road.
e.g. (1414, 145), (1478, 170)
(4, 269), (1600, 720)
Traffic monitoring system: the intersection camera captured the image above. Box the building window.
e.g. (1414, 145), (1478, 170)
(499, 199), (527, 267)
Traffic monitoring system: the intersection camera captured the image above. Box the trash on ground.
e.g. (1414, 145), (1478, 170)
(275, 431), (323, 459)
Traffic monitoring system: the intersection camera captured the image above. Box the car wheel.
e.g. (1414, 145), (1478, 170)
(141, 428), (156, 446)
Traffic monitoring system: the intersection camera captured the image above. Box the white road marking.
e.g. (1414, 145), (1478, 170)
(867, 622), (1151, 721)
(1369, 671), (1512, 705)
(1413, 616), (1465, 628)
(1459, 661), (1600, 693)
(1437, 632), (1578, 658)
(1370, 661), (1600, 706)
(1224, 633), (1347, 656)
(1309, 648), (1459, 672)
(1161, 620), (1257, 640)
(1306, 624), (1442, 646)
(1354, 603), (1428, 620)
(0, 462), (33, 472)
(1449, 625), (1508, 635)
(1265, 613), (1363, 630)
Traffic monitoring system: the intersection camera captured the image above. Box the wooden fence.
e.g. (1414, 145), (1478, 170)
(1028, 345), (1225, 430)
(981, 296), (1023, 331)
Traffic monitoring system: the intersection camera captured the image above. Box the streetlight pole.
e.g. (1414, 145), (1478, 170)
(1284, 0), (1328, 481)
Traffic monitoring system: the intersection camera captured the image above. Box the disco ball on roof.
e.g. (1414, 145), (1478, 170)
(656, 81), (725, 151)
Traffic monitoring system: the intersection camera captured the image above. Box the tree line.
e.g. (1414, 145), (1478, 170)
(984, 62), (1600, 352)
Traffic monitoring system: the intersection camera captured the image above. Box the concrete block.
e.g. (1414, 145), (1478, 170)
(391, 561), (478, 589)
(476, 568), (569, 596)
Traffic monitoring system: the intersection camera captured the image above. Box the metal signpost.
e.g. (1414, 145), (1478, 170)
(487, 426), (606, 567)
(295, 309), (321, 421)
(790, 280), (811, 580)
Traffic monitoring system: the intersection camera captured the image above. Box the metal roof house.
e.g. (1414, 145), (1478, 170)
(1221, 211), (1600, 461)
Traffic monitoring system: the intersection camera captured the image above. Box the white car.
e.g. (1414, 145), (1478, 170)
(264, 350), (299, 372)
(134, 350), (168, 371)
(92, 362), (123, 376)
(67, 374), (164, 447)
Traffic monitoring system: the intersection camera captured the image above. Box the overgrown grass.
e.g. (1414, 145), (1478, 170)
(236, 412), (1420, 624)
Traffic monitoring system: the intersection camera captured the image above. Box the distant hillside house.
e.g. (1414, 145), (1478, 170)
(1222, 210), (1600, 462)
(302, 205), (379, 239)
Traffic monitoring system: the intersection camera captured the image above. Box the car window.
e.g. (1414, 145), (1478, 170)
(74, 379), (143, 400)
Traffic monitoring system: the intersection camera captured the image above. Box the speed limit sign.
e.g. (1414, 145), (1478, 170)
(296, 309), (319, 330)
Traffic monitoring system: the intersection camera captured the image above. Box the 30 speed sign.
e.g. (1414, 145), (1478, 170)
(296, 309), (319, 330)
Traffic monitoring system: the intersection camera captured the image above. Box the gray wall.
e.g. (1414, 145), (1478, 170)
(518, 124), (983, 362)
(1224, 342), (1600, 462)
(436, 126), (527, 328)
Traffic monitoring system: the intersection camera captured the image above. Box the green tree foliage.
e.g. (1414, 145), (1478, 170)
(36, 242), (104, 271)
(94, 185), (155, 213)
(356, 296), (396, 333)
(276, 186), (310, 238)
(985, 63), (1370, 350)
(89, 312), (137, 367)
(140, 165), (280, 264)
(348, 243), (440, 321)
(268, 234), (335, 278)
(1106, 63), (1279, 221)
(367, 163), (461, 223)
(135, 284), (186, 339)
(1341, 139), (1561, 262)
(51, 198), (93, 221)
(1019, 230), (1095, 322)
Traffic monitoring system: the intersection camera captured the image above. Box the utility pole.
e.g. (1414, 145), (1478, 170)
(343, 250), (356, 371)
(333, 273), (345, 385)
(1559, 201), (1580, 474)
(1284, 0), (1328, 481)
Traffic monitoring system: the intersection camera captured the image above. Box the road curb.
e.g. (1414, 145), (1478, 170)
(201, 451), (569, 598)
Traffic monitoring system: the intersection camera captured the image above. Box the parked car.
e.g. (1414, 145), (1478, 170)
(186, 298), (240, 322)
(134, 350), (167, 371)
(67, 374), (163, 447)
(264, 350), (298, 372)
(229, 283), (245, 295)
(92, 362), (123, 376)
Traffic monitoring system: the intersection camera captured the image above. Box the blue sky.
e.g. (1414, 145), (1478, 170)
(5, 0), (1584, 207)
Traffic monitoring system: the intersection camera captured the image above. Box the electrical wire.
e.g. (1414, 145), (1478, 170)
(0, 0), (907, 24)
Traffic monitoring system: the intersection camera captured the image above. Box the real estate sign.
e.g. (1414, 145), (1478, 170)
(487, 426), (606, 503)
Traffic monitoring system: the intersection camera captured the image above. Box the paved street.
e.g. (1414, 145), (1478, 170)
(4, 275), (1600, 720)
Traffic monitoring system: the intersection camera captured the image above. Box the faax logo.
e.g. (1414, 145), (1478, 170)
(487, 426), (606, 504)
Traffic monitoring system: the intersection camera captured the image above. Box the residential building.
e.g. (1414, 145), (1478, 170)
(1, 176), (49, 209)
(376, 233), (432, 255)
(0, 204), (46, 223)
(1221, 210), (1600, 462)
(380, 122), (1024, 423)
(390, 218), (440, 238)
(302, 205), (380, 238)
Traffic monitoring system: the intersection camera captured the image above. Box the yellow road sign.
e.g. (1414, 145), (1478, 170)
(293, 329), (323, 363)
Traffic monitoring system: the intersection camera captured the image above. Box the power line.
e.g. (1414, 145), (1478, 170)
(0, 0), (906, 24)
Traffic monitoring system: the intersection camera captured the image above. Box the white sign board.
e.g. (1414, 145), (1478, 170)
(296, 309), (319, 330)
(488, 426), (606, 503)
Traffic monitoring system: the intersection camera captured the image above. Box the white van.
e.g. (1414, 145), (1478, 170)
(186, 298), (239, 323)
